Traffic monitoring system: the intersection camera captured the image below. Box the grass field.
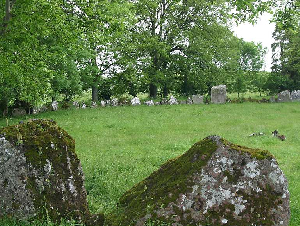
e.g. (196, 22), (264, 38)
(0, 102), (299, 225)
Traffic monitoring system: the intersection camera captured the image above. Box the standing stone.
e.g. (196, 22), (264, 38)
(51, 101), (58, 111)
(0, 120), (104, 225)
(110, 136), (290, 226)
(131, 97), (141, 106)
(12, 108), (26, 117)
(91, 101), (97, 108)
(192, 95), (204, 104)
(187, 97), (193, 104)
(111, 98), (118, 107)
(144, 100), (154, 106)
(73, 101), (80, 108)
(169, 95), (178, 105)
(278, 90), (291, 102)
(100, 100), (106, 107)
(211, 85), (227, 104)
(269, 96), (276, 103)
(291, 90), (300, 101)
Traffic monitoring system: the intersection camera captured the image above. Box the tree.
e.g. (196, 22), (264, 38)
(124, 0), (274, 98)
(269, 0), (300, 93)
(73, 0), (133, 101)
(0, 0), (84, 114)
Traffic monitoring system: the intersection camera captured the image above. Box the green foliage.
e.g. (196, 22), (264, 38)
(268, 0), (300, 93)
(0, 0), (274, 109)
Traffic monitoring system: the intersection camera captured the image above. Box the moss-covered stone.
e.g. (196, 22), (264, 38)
(0, 119), (104, 225)
(107, 136), (290, 226)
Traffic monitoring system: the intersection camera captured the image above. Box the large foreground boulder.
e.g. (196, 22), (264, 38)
(0, 119), (104, 225)
(110, 136), (290, 226)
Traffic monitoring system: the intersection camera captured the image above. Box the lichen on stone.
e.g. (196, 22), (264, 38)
(108, 135), (290, 226)
(0, 119), (104, 225)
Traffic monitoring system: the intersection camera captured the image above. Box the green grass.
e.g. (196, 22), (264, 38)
(1, 102), (299, 225)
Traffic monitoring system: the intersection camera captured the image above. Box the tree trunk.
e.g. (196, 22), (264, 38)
(92, 86), (98, 102)
(1, 0), (15, 34)
(149, 83), (157, 98)
(163, 84), (168, 98)
(5, 0), (12, 22)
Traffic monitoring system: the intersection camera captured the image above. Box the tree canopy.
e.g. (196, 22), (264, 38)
(0, 0), (291, 114)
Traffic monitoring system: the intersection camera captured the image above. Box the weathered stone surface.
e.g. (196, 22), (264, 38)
(291, 90), (300, 101)
(192, 95), (204, 104)
(51, 101), (58, 111)
(12, 108), (26, 117)
(211, 85), (227, 104)
(91, 101), (97, 108)
(131, 97), (141, 106)
(110, 136), (290, 226)
(0, 119), (104, 225)
(168, 95), (178, 105)
(111, 98), (118, 107)
(100, 100), (106, 107)
(144, 100), (154, 106)
(278, 90), (291, 102)
(269, 96), (276, 103)
(73, 101), (80, 108)
(187, 97), (193, 104)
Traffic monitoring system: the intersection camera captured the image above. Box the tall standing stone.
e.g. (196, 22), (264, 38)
(278, 90), (291, 102)
(211, 85), (227, 104)
(109, 136), (290, 226)
(0, 120), (104, 225)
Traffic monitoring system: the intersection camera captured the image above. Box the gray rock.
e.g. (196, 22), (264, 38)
(269, 96), (276, 103)
(112, 136), (290, 226)
(12, 108), (26, 117)
(160, 98), (168, 105)
(291, 90), (300, 101)
(51, 101), (58, 111)
(73, 101), (80, 108)
(192, 95), (204, 104)
(278, 90), (291, 102)
(111, 98), (118, 107)
(168, 95), (178, 105)
(179, 100), (187, 105)
(100, 100), (106, 107)
(0, 120), (104, 225)
(131, 97), (141, 106)
(211, 85), (227, 104)
(144, 100), (154, 106)
(187, 97), (193, 104)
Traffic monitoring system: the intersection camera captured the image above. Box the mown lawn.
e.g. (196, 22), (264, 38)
(0, 102), (299, 225)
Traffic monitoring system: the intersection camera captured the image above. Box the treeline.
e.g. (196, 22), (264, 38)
(0, 0), (297, 115)
(270, 0), (300, 93)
